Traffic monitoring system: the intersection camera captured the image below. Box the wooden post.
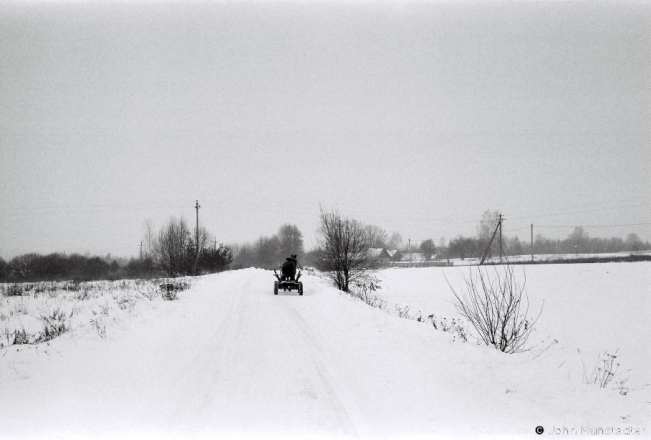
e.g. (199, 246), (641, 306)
(480, 218), (501, 265)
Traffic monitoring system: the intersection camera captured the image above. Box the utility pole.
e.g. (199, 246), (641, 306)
(408, 238), (411, 268)
(195, 200), (201, 260)
(140, 241), (143, 261)
(498, 213), (506, 263)
(531, 224), (534, 263)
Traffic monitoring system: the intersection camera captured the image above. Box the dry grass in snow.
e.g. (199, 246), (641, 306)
(0, 278), (191, 348)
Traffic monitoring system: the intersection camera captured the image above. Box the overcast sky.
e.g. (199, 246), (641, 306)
(1, 0), (649, 259)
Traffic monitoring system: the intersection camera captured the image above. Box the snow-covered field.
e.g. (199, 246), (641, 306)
(377, 262), (651, 395)
(397, 251), (651, 267)
(1, 266), (649, 439)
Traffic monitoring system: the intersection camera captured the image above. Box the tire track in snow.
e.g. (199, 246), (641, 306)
(162, 280), (247, 437)
(162, 272), (360, 438)
(282, 302), (359, 438)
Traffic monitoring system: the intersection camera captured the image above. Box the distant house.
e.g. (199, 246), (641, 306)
(389, 251), (449, 267)
(367, 248), (392, 265)
(386, 249), (403, 261)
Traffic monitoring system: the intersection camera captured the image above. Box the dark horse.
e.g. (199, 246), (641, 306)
(281, 254), (300, 281)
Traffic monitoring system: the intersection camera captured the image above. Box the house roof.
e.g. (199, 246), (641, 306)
(367, 248), (387, 258)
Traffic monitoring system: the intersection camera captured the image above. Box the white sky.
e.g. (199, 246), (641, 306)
(1, 0), (650, 259)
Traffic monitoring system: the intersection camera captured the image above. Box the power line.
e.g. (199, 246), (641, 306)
(536, 222), (651, 229)
(508, 203), (651, 220)
(504, 226), (531, 233)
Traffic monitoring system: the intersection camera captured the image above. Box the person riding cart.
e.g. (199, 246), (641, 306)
(274, 254), (303, 295)
(280, 254), (301, 281)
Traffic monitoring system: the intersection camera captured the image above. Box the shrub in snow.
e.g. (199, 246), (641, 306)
(350, 277), (386, 310)
(159, 279), (191, 301)
(580, 349), (623, 390)
(447, 263), (542, 354)
(162, 289), (178, 301)
(140, 285), (159, 301)
(3, 284), (24, 297)
(39, 308), (68, 342)
(0, 329), (14, 348)
(115, 295), (137, 311)
(395, 304), (412, 319)
(426, 315), (468, 343)
(90, 317), (107, 339)
(13, 328), (31, 345)
(75, 288), (91, 301)
(11, 315), (43, 344)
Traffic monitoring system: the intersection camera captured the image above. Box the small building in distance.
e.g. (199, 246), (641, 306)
(367, 248), (392, 266)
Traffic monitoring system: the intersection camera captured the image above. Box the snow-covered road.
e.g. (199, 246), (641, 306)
(1, 268), (648, 439)
(162, 271), (360, 438)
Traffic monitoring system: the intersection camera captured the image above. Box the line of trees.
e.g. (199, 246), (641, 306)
(228, 216), (396, 281)
(0, 253), (124, 283)
(0, 216), (233, 282)
(137, 216), (232, 277)
(231, 224), (305, 270)
(316, 208), (651, 262)
(445, 227), (651, 260)
(3, 208), (648, 282)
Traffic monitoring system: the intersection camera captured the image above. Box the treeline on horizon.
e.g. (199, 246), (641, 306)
(447, 227), (651, 260)
(1, 210), (649, 283)
(231, 211), (651, 267)
(0, 216), (234, 283)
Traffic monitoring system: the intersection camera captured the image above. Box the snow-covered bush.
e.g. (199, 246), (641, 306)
(447, 263), (542, 353)
(39, 308), (69, 342)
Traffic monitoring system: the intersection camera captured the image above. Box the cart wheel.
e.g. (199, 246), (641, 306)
(274, 281), (278, 295)
(298, 282), (303, 296)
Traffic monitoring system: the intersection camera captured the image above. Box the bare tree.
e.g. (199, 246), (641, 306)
(153, 217), (192, 277)
(365, 224), (388, 249)
(230, 242), (256, 269)
(625, 233), (643, 252)
(388, 231), (404, 250)
(143, 219), (156, 259)
(477, 210), (500, 240)
(568, 226), (590, 253)
(315, 207), (379, 292)
(477, 210), (501, 257)
(278, 224), (304, 259)
(420, 238), (436, 260)
(190, 226), (213, 275)
(447, 235), (477, 259)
